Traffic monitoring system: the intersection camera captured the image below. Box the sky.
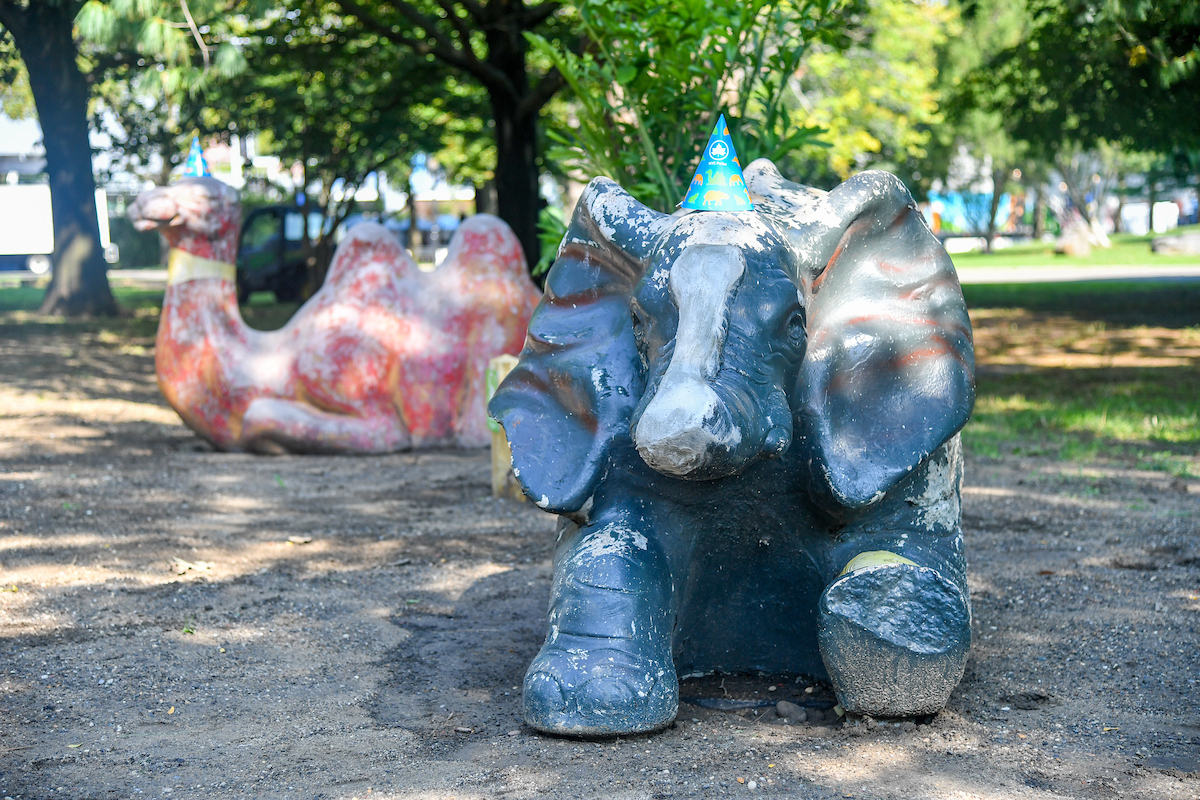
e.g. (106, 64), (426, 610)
(0, 115), (43, 155)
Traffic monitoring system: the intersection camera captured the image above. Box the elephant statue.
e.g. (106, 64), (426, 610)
(489, 159), (976, 736)
(129, 176), (540, 454)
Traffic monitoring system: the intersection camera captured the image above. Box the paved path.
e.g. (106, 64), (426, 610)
(116, 264), (1200, 286)
(108, 268), (168, 283)
(4, 265), (1200, 288)
(955, 264), (1200, 284)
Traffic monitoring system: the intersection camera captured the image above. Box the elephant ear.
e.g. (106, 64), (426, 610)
(746, 160), (975, 510)
(488, 178), (671, 513)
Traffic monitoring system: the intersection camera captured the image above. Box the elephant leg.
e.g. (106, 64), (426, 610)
(818, 534), (971, 718)
(240, 397), (410, 454)
(523, 515), (677, 737)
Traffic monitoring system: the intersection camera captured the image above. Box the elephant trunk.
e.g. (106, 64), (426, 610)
(634, 367), (744, 476)
(634, 367), (793, 480)
(632, 243), (793, 479)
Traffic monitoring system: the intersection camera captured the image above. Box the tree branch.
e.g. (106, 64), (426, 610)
(336, 0), (509, 90)
(433, 0), (475, 52)
(177, 0), (211, 69)
(517, 65), (565, 119)
(523, 1), (562, 29)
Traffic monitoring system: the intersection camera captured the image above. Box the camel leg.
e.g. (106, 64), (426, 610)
(240, 397), (409, 454)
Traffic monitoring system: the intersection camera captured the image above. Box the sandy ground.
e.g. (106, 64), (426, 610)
(1, 320), (1198, 800)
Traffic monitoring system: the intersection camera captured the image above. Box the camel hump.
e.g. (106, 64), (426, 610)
(439, 214), (529, 283)
(324, 222), (419, 286)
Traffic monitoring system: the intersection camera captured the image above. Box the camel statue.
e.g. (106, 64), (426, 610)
(129, 175), (540, 454)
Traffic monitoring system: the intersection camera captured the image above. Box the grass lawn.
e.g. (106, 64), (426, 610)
(961, 280), (1200, 326)
(951, 223), (1200, 269)
(966, 367), (1198, 470)
(0, 283), (298, 332)
(962, 281), (1200, 477)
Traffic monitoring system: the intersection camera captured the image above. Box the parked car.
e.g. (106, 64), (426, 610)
(235, 206), (311, 303)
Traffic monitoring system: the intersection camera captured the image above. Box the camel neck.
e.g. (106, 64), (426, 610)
(167, 248), (236, 285)
(159, 247), (247, 340)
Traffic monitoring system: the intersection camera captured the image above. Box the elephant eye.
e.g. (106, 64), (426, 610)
(786, 310), (805, 343)
(630, 305), (645, 334)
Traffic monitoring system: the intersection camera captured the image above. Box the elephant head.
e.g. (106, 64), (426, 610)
(489, 159), (974, 511)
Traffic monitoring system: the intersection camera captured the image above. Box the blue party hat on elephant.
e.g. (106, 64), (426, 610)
(681, 114), (753, 211)
(183, 136), (212, 178)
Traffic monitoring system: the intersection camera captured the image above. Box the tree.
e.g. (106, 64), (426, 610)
(0, 1), (117, 316)
(950, 1), (1200, 245)
(787, 0), (951, 188)
(1140, 149), (1200, 217)
(0, 0), (259, 315)
(0, 32), (34, 118)
(970, 0), (1200, 154)
(528, 0), (858, 214)
(930, 0), (1031, 251)
(79, 0), (495, 289)
(334, 0), (575, 266)
(79, 0), (268, 187)
(210, 1), (485, 289)
(91, 75), (214, 187)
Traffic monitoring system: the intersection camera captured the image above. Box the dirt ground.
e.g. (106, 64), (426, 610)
(1, 316), (1198, 800)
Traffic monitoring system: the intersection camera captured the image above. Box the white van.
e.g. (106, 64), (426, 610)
(0, 181), (118, 274)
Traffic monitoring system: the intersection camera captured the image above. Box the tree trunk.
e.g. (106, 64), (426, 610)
(985, 166), (1005, 253)
(333, 0), (562, 271)
(1148, 179), (1159, 233)
(402, 172), (417, 254)
(475, 180), (498, 216)
(490, 98), (540, 269)
(304, 187), (349, 296)
(485, 25), (541, 269)
(304, 210), (341, 299)
(1033, 187), (1047, 239)
(3, 2), (118, 317)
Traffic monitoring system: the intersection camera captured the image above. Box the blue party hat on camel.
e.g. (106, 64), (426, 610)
(184, 136), (212, 178)
(681, 114), (753, 211)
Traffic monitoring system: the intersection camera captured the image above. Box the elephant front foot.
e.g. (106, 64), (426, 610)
(523, 633), (677, 737)
(818, 551), (970, 718)
(523, 518), (678, 737)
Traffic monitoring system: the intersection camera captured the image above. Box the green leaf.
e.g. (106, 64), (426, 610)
(76, 1), (117, 42)
(534, 205), (568, 277)
(213, 43), (246, 80)
(545, 0), (860, 210)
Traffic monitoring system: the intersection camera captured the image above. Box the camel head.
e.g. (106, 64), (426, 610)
(129, 176), (241, 263)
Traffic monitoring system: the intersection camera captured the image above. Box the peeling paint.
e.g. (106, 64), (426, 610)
(572, 522), (651, 562)
(908, 437), (963, 531)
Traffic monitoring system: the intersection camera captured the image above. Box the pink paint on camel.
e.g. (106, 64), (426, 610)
(128, 176), (540, 453)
